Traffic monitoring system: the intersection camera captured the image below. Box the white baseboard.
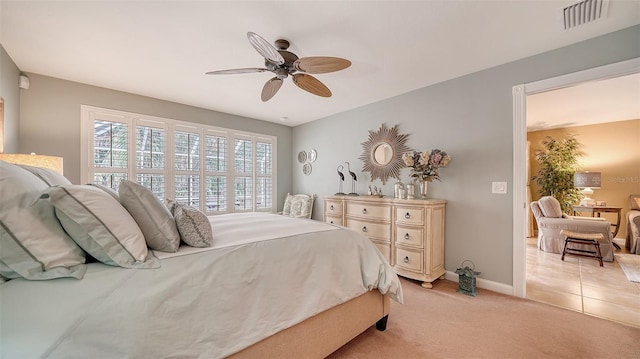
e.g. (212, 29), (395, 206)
(444, 271), (514, 296)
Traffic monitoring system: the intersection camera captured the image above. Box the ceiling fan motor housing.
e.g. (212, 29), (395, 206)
(265, 48), (299, 77)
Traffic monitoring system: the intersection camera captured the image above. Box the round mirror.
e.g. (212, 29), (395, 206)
(373, 143), (393, 165)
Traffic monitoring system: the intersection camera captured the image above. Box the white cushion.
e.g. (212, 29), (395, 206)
(86, 183), (120, 201)
(282, 193), (315, 219)
(18, 164), (71, 187)
(119, 180), (180, 253)
(44, 185), (159, 269)
(537, 196), (563, 218)
(0, 161), (86, 280)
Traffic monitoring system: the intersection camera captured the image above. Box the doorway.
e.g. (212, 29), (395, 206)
(512, 57), (640, 298)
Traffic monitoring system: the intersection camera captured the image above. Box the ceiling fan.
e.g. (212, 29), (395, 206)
(206, 32), (351, 102)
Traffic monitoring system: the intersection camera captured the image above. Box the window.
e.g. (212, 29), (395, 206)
(81, 106), (276, 214)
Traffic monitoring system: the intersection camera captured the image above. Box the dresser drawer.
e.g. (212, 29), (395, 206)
(395, 225), (424, 248)
(396, 206), (424, 226)
(325, 200), (343, 216)
(346, 202), (391, 221)
(345, 218), (390, 240)
(395, 248), (423, 273)
(325, 215), (343, 226)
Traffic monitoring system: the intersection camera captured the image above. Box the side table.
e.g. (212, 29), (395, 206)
(572, 205), (622, 249)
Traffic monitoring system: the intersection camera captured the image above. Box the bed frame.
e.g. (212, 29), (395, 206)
(229, 290), (390, 358)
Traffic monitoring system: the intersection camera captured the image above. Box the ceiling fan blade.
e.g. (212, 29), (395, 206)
(293, 57), (351, 74)
(205, 68), (269, 75)
(292, 74), (332, 98)
(261, 77), (283, 102)
(247, 32), (284, 65)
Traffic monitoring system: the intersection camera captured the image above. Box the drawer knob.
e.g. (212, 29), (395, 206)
(362, 208), (367, 214)
(404, 233), (410, 240)
(330, 205), (335, 210)
(362, 226), (368, 232)
(403, 256), (410, 263)
(405, 212), (411, 219)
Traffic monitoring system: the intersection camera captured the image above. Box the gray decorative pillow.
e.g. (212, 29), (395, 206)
(173, 203), (213, 248)
(282, 193), (315, 218)
(0, 161), (86, 280)
(17, 164), (71, 187)
(44, 184), (159, 269)
(118, 181), (180, 253)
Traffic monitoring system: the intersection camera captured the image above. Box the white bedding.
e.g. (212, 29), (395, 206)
(1, 213), (402, 358)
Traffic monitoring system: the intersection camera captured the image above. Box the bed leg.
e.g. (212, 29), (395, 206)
(375, 315), (389, 331)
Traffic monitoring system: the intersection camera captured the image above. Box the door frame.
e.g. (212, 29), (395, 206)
(511, 57), (640, 297)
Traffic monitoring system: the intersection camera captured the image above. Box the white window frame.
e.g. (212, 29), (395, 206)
(80, 105), (277, 214)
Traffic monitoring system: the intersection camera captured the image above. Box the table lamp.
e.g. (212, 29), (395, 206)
(574, 171), (601, 206)
(0, 153), (64, 174)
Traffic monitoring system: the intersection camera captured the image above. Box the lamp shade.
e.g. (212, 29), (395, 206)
(0, 153), (64, 175)
(574, 171), (601, 189)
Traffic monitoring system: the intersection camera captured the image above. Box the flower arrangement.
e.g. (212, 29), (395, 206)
(402, 149), (452, 182)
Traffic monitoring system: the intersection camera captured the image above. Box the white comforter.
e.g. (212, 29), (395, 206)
(1, 213), (402, 358)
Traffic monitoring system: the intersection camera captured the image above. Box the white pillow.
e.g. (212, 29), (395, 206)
(0, 161), (86, 280)
(119, 181), (180, 253)
(44, 184), (159, 269)
(282, 193), (315, 218)
(86, 183), (120, 201)
(18, 164), (71, 187)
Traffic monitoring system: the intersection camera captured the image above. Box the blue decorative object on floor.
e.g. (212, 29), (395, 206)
(456, 260), (481, 297)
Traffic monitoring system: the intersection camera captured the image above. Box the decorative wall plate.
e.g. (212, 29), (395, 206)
(298, 151), (307, 163)
(303, 163), (312, 175)
(308, 149), (317, 163)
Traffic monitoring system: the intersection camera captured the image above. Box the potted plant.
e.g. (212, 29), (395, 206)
(532, 135), (583, 214)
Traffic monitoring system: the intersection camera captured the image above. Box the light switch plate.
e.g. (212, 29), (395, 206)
(492, 181), (507, 194)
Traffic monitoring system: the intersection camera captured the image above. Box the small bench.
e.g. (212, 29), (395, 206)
(560, 230), (605, 267)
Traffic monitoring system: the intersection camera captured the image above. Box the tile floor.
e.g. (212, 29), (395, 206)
(526, 237), (640, 328)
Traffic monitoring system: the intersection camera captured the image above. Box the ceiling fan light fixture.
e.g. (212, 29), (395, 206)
(207, 32), (350, 101)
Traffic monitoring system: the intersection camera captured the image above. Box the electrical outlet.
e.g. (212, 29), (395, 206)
(492, 182), (507, 194)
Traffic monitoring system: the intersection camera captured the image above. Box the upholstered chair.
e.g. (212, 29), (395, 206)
(626, 194), (640, 254)
(282, 193), (316, 219)
(530, 196), (614, 261)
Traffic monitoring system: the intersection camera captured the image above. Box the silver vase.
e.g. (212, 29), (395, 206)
(419, 180), (429, 199)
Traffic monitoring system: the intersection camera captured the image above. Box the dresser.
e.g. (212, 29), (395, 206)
(324, 195), (446, 288)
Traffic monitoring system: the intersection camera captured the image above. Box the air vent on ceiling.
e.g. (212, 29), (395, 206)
(561, 0), (609, 30)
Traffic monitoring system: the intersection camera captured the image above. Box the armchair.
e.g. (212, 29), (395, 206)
(626, 194), (640, 254)
(531, 196), (613, 262)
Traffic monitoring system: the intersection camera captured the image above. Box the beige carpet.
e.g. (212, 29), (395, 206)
(329, 278), (640, 358)
(615, 254), (640, 282)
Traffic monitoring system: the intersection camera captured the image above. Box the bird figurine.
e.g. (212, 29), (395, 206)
(345, 162), (359, 196)
(335, 165), (346, 195)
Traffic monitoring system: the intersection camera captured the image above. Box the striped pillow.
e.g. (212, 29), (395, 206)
(44, 185), (159, 269)
(0, 161), (86, 280)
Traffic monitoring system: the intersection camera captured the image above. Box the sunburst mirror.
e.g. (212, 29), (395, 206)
(359, 123), (411, 185)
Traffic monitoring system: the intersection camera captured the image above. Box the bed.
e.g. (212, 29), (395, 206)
(0, 160), (403, 358)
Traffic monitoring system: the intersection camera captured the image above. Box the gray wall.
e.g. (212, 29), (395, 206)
(0, 45), (20, 153)
(292, 25), (640, 286)
(19, 73), (293, 209)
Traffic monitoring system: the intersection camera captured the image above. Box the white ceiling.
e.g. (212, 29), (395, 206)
(527, 73), (640, 132)
(2, 1), (639, 127)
